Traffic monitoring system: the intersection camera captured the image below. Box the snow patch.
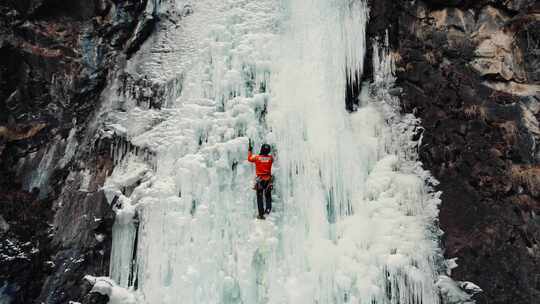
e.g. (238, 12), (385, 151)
(95, 234), (106, 243)
(85, 276), (138, 304)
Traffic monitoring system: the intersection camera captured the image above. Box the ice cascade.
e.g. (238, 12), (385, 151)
(100, 1), (445, 303)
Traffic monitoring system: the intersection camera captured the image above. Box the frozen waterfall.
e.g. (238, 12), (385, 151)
(98, 0), (445, 303)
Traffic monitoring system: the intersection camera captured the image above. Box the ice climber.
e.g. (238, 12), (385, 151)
(248, 140), (273, 220)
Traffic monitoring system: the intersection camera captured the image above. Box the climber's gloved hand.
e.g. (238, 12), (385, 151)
(248, 138), (253, 152)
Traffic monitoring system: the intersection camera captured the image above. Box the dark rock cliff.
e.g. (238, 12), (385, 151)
(365, 0), (540, 303)
(0, 1), (153, 303)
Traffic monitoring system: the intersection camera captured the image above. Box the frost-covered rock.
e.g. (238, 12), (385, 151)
(85, 276), (137, 304)
(437, 275), (483, 304)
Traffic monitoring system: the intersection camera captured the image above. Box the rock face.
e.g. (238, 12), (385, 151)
(365, 0), (540, 303)
(0, 1), (152, 303)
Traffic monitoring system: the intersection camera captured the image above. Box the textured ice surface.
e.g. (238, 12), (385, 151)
(23, 142), (58, 198)
(101, 1), (448, 303)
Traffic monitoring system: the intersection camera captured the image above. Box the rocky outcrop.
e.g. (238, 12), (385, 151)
(364, 0), (540, 303)
(0, 1), (155, 303)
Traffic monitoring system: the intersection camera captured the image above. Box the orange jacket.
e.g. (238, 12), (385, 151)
(248, 151), (273, 180)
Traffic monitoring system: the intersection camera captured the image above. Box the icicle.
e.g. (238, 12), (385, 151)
(342, 0), (370, 89)
(110, 212), (137, 288)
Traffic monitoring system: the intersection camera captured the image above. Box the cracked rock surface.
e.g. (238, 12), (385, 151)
(0, 0), (152, 303)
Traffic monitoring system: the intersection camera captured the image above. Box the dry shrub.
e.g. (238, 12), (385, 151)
(499, 121), (519, 143)
(425, 50), (437, 65)
(464, 104), (488, 121)
(511, 165), (540, 197)
(0, 123), (47, 141)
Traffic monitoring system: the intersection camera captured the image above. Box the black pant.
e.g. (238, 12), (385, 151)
(256, 180), (272, 217)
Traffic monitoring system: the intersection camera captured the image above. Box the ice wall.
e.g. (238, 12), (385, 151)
(104, 1), (282, 303)
(100, 1), (445, 303)
(266, 1), (442, 302)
